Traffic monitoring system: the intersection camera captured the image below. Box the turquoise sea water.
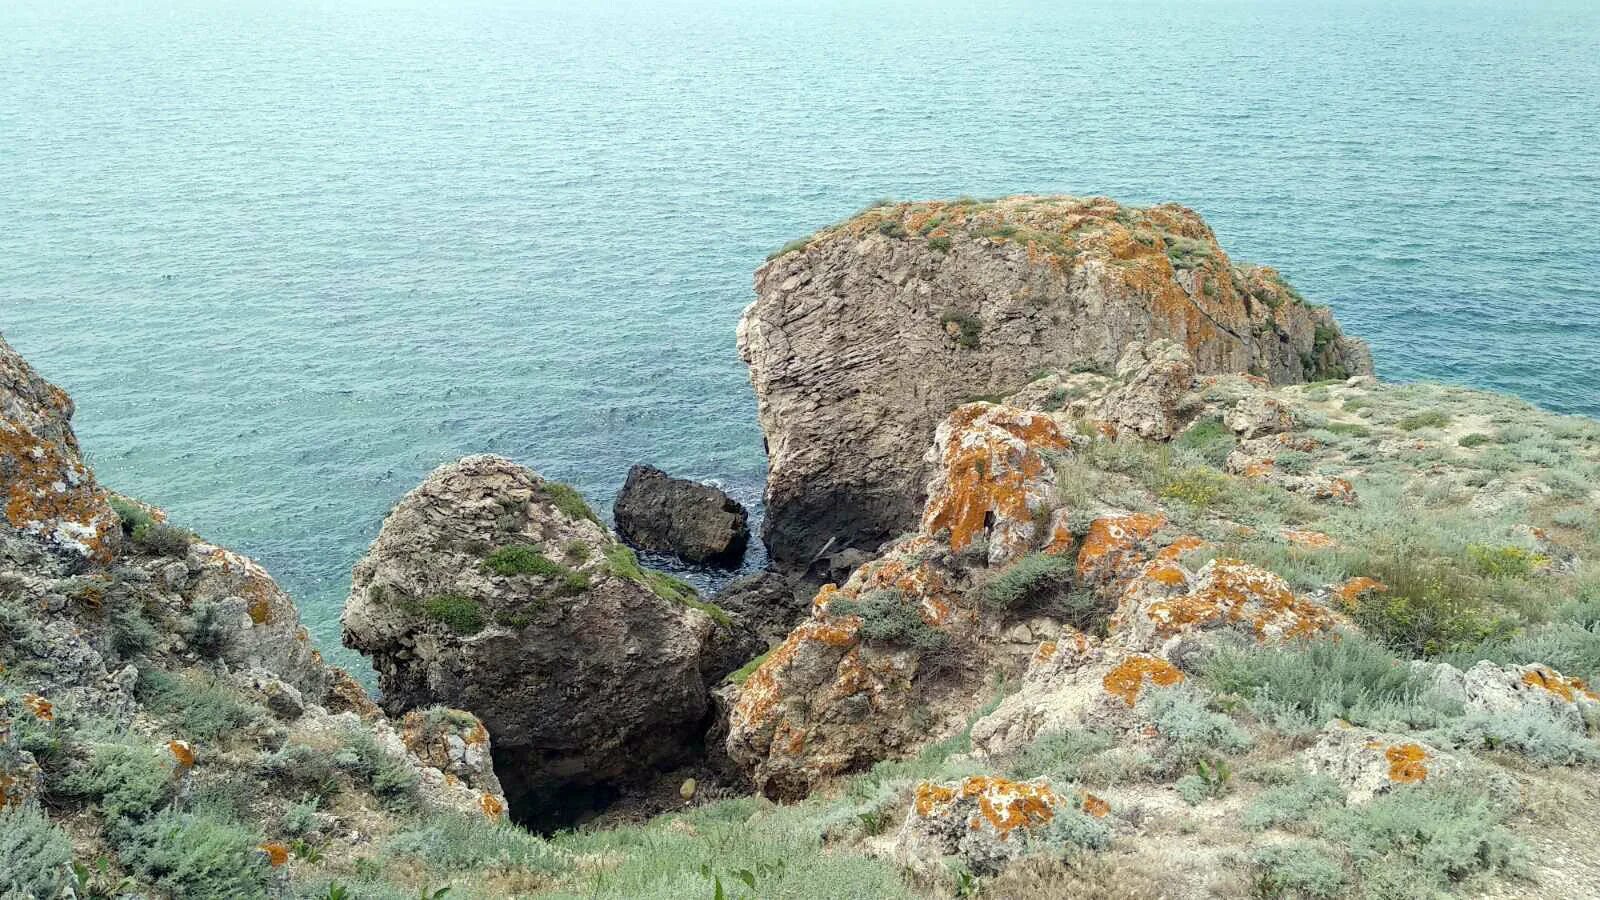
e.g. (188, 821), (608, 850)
(3, 0), (1598, 675)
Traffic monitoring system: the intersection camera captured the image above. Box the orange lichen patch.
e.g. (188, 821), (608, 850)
(1384, 743), (1429, 783)
(1521, 666), (1600, 703)
(466, 719), (490, 746)
(480, 792), (506, 819)
(1103, 655), (1185, 706)
(1333, 576), (1387, 609)
(1076, 513), (1167, 587)
(948, 776), (1060, 838)
(1242, 459), (1276, 479)
(920, 404), (1069, 560)
(1144, 559), (1335, 643)
(247, 594), (272, 626)
(1079, 792), (1110, 818)
(1034, 641), (1058, 664)
(1282, 529), (1337, 549)
(167, 740), (195, 769)
(1314, 478), (1358, 505)
(260, 843), (289, 867)
(21, 694), (53, 721)
(1145, 560), (1190, 587)
(731, 613), (863, 728)
(0, 771), (23, 809)
(1154, 535), (1206, 561)
(914, 781), (958, 817)
(1043, 511), (1076, 555)
(0, 420), (119, 563)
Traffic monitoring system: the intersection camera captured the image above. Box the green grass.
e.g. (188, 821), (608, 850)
(131, 522), (193, 556)
(766, 237), (810, 260)
(1175, 416), (1236, 468)
(978, 552), (1073, 610)
(1319, 782), (1522, 898)
(1457, 432), (1494, 448)
(726, 650), (772, 685)
(542, 481), (599, 524)
(419, 594), (488, 635)
(604, 544), (730, 626)
(0, 805), (73, 899)
(61, 737), (173, 822)
(118, 808), (271, 900)
(483, 545), (565, 577)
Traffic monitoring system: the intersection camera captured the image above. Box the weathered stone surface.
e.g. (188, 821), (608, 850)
(740, 196), (1371, 569)
(0, 333), (120, 563)
(895, 776), (1077, 876)
(613, 465), (749, 565)
(1090, 339), (1198, 440)
(1428, 660), (1600, 734)
(1301, 722), (1457, 804)
(341, 454), (723, 824)
(710, 571), (811, 649)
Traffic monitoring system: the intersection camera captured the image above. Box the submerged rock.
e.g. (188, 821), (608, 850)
(341, 455), (730, 826)
(740, 196), (1372, 569)
(612, 464), (749, 565)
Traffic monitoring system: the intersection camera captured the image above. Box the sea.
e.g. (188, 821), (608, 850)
(3, 0), (1597, 676)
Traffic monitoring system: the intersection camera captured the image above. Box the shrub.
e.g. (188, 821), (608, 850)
(1323, 421), (1372, 438)
(386, 813), (563, 873)
(61, 739), (173, 822)
(137, 668), (266, 742)
(132, 522), (193, 556)
(108, 495), (155, 535)
(767, 237), (810, 260)
(181, 599), (232, 658)
(420, 594), (487, 635)
(1318, 782), (1522, 896)
(0, 804), (73, 898)
(1159, 467), (1231, 507)
(1007, 729), (1115, 783)
(1139, 686), (1251, 759)
(980, 553), (1073, 610)
(927, 235), (952, 253)
(1175, 416), (1236, 468)
(1398, 410), (1451, 432)
(938, 311), (981, 349)
(1243, 775), (1343, 830)
(1345, 561), (1517, 658)
(1435, 708), (1600, 766)
(108, 603), (159, 658)
(118, 808), (270, 899)
(483, 545), (564, 577)
(541, 481), (598, 524)
(1252, 842), (1348, 899)
(1449, 621), (1600, 685)
(1199, 635), (1454, 733)
(259, 743), (340, 797)
(281, 796), (319, 837)
(1028, 807), (1112, 851)
(1274, 450), (1315, 475)
(336, 728), (419, 809)
(1465, 544), (1545, 579)
(1457, 432), (1494, 448)
(829, 589), (947, 651)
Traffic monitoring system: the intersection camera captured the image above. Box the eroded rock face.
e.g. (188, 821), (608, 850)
(340, 455), (723, 825)
(0, 334), (119, 563)
(740, 196), (1372, 568)
(613, 465), (749, 565)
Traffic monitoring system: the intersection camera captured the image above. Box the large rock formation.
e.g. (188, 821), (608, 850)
(739, 196), (1373, 569)
(341, 455), (739, 826)
(0, 333), (508, 895)
(612, 464), (750, 565)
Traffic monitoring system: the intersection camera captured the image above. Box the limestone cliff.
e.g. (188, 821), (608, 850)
(739, 196), (1372, 570)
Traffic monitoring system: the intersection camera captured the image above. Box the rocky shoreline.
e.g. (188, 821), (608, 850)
(4, 196), (1598, 899)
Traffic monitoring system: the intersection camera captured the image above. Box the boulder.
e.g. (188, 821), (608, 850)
(740, 196), (1371, 569)
(341, 455), (727, 826)
(1089, 339), (1198, 440)
(894, 776), (1110, 876)
(1301, 722), (1458, 804)
(613, 465), (750, 565)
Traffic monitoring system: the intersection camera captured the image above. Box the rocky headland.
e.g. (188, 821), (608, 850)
(4, 196), (1599, 900)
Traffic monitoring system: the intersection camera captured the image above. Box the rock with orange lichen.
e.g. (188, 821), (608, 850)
(1119, 557), (1341, 653)
(740, 196), (1369, 570)
(398, 707), (508, 821)
(1302, 722), (1458, 804)
(0, 333), (120, 563)
(1226, 444), (1360, 506)
(894, 776), (1073, 875)
(1224, 393), (1296, 440)
(920, 403), (1070, 566)
(726, 541), (975, 799)
(1088, 339), (1198, 440)
(1428, 660), (1600, 735)
(1076, 512), (1168, 592)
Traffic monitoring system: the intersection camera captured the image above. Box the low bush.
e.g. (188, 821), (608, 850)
(938, 311), (981, 349)
(1029, 806), (1113, 851)
(136, 668), (266, 742)
(181, 599), (232, 658)
(1465, 544), (1545, 579)
(1318, 781), (1522, 897)
(603, 543), (730, 625)
(830, 589), (947, 651)
(387, 812), (564, 873)
(1344, 560), (1517, 658)
(335, 728), (419, 810)
(1398, 410), (1451, 432)
(0, 804), (73, 898)
(132, 522), (193, 556)
(61, 738), (173, 822)
(1175, 416), (1236, 468)
(1139, 686), (1251, 761)
(1457, 432), (1494, 448)
(118, 808), (270, 900)
(1159, 467), (1231, 507)
(108, 603), (159, 658)
(979, 553), (1072, 610)
(108, 495), (155, 536)
(1007, 728), (1115, 783)
(1251, 841), (1348, 899)
(1242, 774), (1343, 831)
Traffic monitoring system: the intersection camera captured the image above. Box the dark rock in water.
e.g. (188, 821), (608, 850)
(711, 571), (811, 649)
(613, 465), (750, 566)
